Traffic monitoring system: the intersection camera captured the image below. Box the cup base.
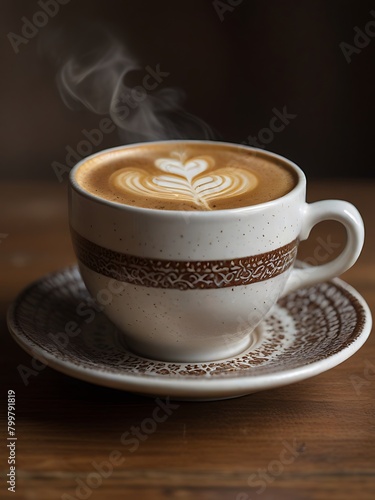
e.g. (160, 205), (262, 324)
(121, 329), (258, 363)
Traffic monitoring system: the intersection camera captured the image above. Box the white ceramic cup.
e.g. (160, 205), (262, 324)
(69, 141), (364, 362)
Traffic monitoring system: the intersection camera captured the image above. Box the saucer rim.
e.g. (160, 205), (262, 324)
(7, 266), (372, 398)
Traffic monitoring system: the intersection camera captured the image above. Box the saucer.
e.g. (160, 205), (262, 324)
(7, 265), (372, 400)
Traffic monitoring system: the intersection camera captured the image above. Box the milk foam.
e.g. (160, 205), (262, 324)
(75, 142), (297, 210)
(109, 152), (258, 210)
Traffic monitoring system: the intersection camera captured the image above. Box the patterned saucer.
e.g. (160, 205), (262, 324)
(7, 265), (372, 400)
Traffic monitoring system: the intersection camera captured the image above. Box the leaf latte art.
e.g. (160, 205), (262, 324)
(109, 153), (258, 209)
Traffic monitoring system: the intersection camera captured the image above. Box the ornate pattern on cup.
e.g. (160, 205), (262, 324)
(71, 229), (298, 290)
(9, 265), (368, 378)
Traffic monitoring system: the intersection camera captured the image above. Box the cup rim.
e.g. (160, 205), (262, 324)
(69, 140), (306, 216)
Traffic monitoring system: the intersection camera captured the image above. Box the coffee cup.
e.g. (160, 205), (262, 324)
(69, 140), (364, 362)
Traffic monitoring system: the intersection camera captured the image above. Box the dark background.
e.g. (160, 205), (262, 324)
(1, 0), (375, 180)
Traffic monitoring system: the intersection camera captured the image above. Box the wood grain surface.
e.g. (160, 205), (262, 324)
(0, 180), (374, 500)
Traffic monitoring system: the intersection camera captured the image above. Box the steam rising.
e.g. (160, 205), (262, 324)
(46, 29), (215, 143)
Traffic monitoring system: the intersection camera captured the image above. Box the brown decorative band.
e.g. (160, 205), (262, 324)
(71, 229), (298, 290)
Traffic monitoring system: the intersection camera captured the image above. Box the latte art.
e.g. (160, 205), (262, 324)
(110, 153), (258, 209)
(75, 142), (298, 210)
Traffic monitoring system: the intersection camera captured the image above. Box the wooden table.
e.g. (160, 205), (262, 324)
(1, 180), (374, 500)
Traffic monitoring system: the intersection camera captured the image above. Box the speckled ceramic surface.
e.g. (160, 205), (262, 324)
(69, 141), (364, 363)
(71, 229), (298, 290)
(7, 265), (371, 400)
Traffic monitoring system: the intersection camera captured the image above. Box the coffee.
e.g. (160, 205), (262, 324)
(75, 142), (297, 210)
(70, 141), (364, 362)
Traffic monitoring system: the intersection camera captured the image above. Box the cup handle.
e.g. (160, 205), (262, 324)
(281, 200), (365, 296)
